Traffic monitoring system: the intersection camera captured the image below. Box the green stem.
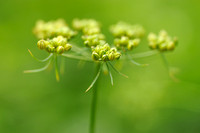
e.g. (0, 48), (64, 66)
(89, 63), (101, 133)
(54, 54), (60, 81)
(60, 57), (65, 75)
(160, 53), (179, 82)
(160, 53), (169, 71)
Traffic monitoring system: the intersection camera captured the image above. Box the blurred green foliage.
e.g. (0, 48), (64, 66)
(0, 0), (200, 133)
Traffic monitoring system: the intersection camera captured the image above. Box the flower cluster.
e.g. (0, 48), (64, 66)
(82, 34), (105, 47)
(33, 19), (76, 39)
(73, 19), (121, 61)
(26, 18), (179, 92)
(37, 36), (72, 54)
(110, 22), (145, 51)
(148, 30), (178, 51)
(92, 44), (121, 61)
(72, 19), (106, 47)
(110, 22), (145, 38)
(72, 19), (100, 35)
(114, 36), (140, 51)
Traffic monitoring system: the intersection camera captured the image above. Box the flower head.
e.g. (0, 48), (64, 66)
(92, 44), (121, 61)
(33, 19), (76, 39)
(148, 30), (178, 51)
(110, 22), (145, 38)
(37, 36), (72, 54)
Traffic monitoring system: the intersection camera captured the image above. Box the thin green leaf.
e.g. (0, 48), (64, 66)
(24, 59), (52, 73)
(160, 53), (169, 71)
(28, 49), (53, 62)
(108, 62), (128, 78)
(106, 62), (113, 86)
(85, 64), (102, 92)
(129, 58), (149, 67)
(127, 54), (148, 67)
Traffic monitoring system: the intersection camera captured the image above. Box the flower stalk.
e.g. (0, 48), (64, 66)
(89, 63), (101, 133)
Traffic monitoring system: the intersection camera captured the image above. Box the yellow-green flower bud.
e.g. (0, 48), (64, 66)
(108, 52), (115, 61)
(127, 41), (134, 50)
(83, 27), (100, 35)
(46, 45), (55, 53)
(159, 30), (168, 38)
(92, 38), (99, 46)
(132, 39), (140, 47)
(99, 50), (106, 57)
(127, 30), (135, 38)
(37, 40), (48, 49)
(148, 33), (157, 42)
(52, 37), (59, 47)
(99, 40), (106, 45)
(167, 41), (175, 50)
(149, 42), (157, 49)
(64, 43), (72, 51)
(57, 36), (67, 46)
(98, 34), (105, 40)
(158, 36), (166, 44)
(114, 38), (121, 46)
(110, 47), (117, 52)
(102, 44), (110, 51)
(114, 52), (121, 60)
(159, 43), (167, 51)
(56, 46), (65, 54)
(102, 54), (108, 61)
(92, 52), (100, 61)
(120, 36), (129, 45)
(84, 40), (90, 47)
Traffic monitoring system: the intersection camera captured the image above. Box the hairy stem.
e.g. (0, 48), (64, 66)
(89, 63), (101, 133)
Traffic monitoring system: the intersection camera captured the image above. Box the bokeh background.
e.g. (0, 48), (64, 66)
(0, 0), (200, 133)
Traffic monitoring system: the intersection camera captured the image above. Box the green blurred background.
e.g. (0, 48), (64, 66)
(0, 0), (200, 133)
